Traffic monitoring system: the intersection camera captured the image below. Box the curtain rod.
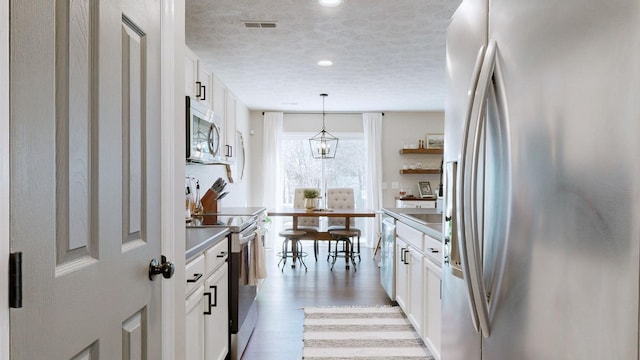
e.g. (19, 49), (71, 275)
(262, 112), (384, 116)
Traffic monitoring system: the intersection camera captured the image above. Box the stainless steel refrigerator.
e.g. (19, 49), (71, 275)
(442, 0), (640, 359)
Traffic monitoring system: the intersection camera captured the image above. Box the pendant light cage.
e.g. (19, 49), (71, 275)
(309, 93), (339, 159)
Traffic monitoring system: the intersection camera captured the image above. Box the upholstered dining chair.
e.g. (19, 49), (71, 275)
(326, 188), (362, 262)
(285, 188), (321, 260)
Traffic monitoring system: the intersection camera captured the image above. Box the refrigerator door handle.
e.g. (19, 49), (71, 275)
(455, 44), (487, 334)
(465, 39), (499, 338)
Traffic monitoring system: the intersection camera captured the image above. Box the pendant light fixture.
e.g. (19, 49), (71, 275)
(309, 93), (339, 159)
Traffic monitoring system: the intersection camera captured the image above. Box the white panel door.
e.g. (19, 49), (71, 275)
(395, 239), (409, 312)
(9, 0), (165, 358)
(204, 264), (229, 360)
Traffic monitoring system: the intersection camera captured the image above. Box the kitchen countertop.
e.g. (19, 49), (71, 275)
(211, 207), (266, 216)
(382, 207), (443, 240)
(185, 227), (230, 261)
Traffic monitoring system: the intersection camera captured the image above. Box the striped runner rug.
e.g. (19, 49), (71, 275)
(303, 306), (435, 360)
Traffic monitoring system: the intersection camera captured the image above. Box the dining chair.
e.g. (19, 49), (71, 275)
(285, 188), (321, 260)
(326, 188), (362, 262)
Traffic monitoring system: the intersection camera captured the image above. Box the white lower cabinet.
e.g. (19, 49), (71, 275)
(185, 238), (229, 360)
(394, 221), (442, 360)
(407, 248), (424, 335)
(423, 256), (442, 360)
(204, 264), (229, 360)
(395, 238), (409, 311)
(186, 285), (206, 360)
(395, 227), (424, 336)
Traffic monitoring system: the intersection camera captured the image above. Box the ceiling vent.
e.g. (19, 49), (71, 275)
(244, 21), (277, 29)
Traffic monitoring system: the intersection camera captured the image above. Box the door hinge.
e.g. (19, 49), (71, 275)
(9, 252), (22, 308)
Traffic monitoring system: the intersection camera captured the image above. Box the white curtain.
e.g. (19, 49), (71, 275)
(363, 113), (383, 248)
(262, 112), (283, 249)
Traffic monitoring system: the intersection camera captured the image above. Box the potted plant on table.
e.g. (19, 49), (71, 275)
(303, 189), (319, 210)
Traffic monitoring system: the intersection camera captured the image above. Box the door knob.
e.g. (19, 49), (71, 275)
(149, 255), (175, 281)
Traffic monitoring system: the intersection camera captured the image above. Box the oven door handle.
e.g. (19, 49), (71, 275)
(238, 230), (257, 245)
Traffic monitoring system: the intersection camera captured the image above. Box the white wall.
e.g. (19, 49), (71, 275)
(380, 112), (444, 207)
(248, 111), (444, 209)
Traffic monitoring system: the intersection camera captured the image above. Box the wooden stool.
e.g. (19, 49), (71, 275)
(277, 230), (308, 271)
(328, 230), (359, 271)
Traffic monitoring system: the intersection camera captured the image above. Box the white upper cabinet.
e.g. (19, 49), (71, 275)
(185, 45), (213, 110)
(223, 91), (236, 160)
(212, 75), (226, 120)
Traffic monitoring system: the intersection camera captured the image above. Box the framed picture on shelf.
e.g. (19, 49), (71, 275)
(425, 133), (444, 149)
(418, 181), (433, 198)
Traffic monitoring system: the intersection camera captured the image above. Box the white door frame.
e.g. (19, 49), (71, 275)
(1, 0), (10, 357)
(160, 0), (183, 359)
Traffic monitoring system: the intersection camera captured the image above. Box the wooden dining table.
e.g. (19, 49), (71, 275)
(268, 207), (376, 269)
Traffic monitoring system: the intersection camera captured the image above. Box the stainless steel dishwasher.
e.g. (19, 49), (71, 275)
(380, 214), (396, 301)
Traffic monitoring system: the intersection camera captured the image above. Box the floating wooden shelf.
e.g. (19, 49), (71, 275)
(399, 148), (443, 155)
(400, 169), (440, 175)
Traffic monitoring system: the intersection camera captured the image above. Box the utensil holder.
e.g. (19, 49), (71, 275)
(200, 189), (219, 225)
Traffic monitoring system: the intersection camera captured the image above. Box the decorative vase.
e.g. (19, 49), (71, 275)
(304, 198), (316, 210)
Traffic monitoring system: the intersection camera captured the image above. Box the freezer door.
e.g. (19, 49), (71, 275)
(482, 0), (640, 359)
(442, 0), (489, 359)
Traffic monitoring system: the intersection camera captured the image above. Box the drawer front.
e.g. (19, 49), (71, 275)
(396, 200), (436, 208)
(186, 254), (206, 295)
(205, 238), (229, 274)
(424, 234), (442, 265)
(396, 222), (424, 252)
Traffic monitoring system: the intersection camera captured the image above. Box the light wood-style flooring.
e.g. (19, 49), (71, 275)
(241, 241), (392, 360)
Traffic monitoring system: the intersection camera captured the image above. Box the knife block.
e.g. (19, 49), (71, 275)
(200, 189), (219, 225)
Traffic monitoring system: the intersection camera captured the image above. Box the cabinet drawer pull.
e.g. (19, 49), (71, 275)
(427, 248), (440, 253)
(216, 251), (227, 258)
(186, 273), (203, 283)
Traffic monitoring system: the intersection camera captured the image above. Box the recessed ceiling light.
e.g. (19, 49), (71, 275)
(319, 0), (343, 7)
(317, 60), (334, 67)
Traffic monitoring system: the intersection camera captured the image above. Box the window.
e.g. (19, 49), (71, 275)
(279, 134), (366, 207)
(277, 133), (369, 240)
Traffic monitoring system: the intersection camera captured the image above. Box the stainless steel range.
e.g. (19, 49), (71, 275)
(187, 207), (266, 360)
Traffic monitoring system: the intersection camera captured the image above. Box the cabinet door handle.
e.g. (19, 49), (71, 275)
(195, 81), (202, 98)
(404, 249), (410, 265)
(186, 273), (203, 283)
(427, 248), (440, 253)
(203, 285), (218, 316)
(216, 251), (227, 258)
(400, 247), (406, 262)
(209, 285), (218, 307)
(201, 85), (206, 100)
(203, 292), (212, 315)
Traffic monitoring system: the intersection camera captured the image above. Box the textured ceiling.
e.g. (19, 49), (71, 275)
(185, 0), (462, 112)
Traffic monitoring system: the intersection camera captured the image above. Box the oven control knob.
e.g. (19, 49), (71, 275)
(149, 255), (175, 281)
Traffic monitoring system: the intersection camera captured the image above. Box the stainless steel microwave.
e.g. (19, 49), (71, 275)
(186, 96), (222, 164)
